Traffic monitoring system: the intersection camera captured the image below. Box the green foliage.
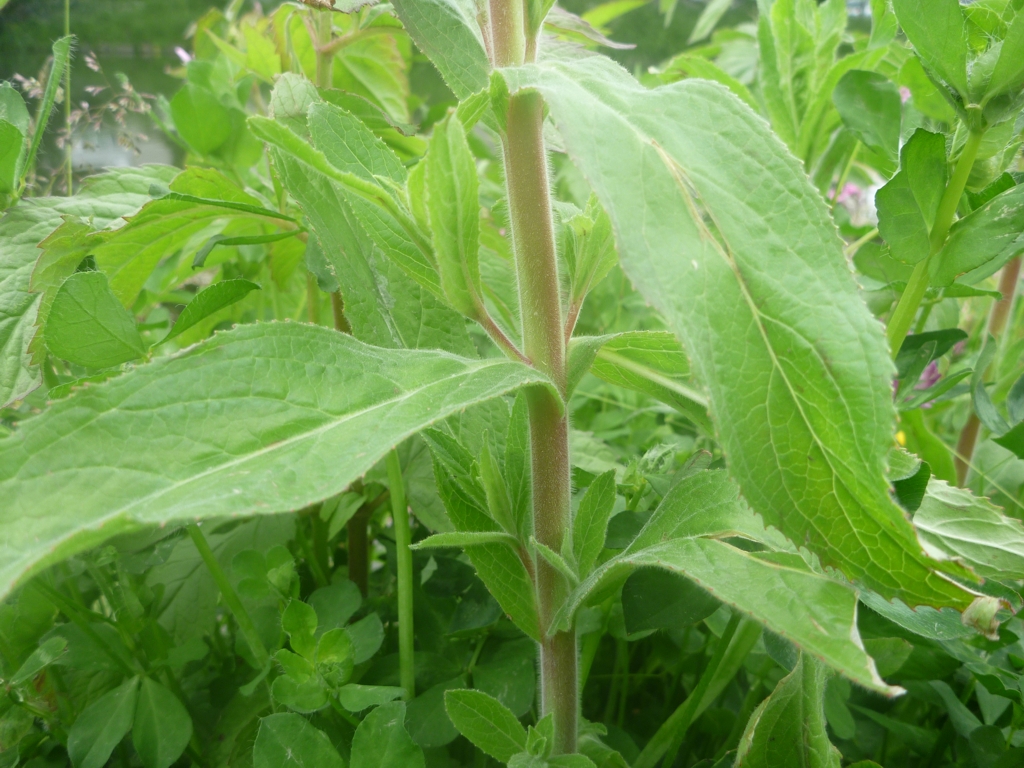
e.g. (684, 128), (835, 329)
(2, 1), (1024, 767)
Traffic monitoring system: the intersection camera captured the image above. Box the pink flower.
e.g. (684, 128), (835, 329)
(174, 47), (193, 65)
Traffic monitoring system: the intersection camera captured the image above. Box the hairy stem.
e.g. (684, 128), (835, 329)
(954, 256), (1022, 484)
(887, 130), (985, 356)
(498, 67), (576, 759)
(387, 449), (416, 701)
(187, 524), (270, 670)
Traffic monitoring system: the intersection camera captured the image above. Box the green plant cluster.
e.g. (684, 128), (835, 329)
(1, 0), (1024, 767)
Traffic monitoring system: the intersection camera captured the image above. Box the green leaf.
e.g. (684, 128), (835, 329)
(444, 689), (527, 763)
(390, 0), (490, 99)
(346, 613), (384, 664)
(316, 628), (354, 687)
(572, 470), (615, 578)
(67, 678), (139, 768)
(0, 85), (26, 193)
(735, 655), (841, 768)
(44, 271), (146, 368)
(282, 600), (318, 659)
(653, 54), (759, 112)
(161, 279), (260, 344)
(688, 0), (732, 44)
(23, 36), (73, 177)
(0, 322), (551, 601)
(411, 531), (521, 549)
(132, 677), (193, 768)
(10, 636), (67, 685)
(337, 684), (405, 712)
(832, 70), (901, 163)
(432, 456), (541, 640)
(568, 331), (709, 430)
(0, 166), (175, 405)
(501, 55), (975, 610)
(170, 83), (233, 155)
(913, 479), (1024, 580)
(891, 0), (969, 97)
(555, 473), (896, 693)
(987, 9), (1024, 100)
(622, 568), (719, 633)
(427, 113), (484, 320)
(933, 183), (1024, 285)
(253, 713), (344, 768)
(351, 701), (426, 768)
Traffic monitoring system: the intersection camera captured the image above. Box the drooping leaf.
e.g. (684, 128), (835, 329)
(553, 472), (896, 693)
(351, 701), (426, 768)
(444, 689), (527, 763)
(735, 655), (842, 768)
(913, 479), (1024, 580)
(44, 271), (147, 368)
(253, 713), (344, 768)
(390, 0), (490, 99)
(501, 55), (974, 609)
(67, 678), (139, 768)
(132, 677), (193, 768)
(161, 279), (260, 344)
(0, 322), (551, 600)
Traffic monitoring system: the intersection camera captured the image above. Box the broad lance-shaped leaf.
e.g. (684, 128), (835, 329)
(735, 654), (841, 768)
(0, 165), (177, 407)
(501, 56), (976, 609)
(913, 479), (1024, 581)
(0, 322), (552, 600)
(553, 470), (897, 694)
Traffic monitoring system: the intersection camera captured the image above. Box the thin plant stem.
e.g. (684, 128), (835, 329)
(64, 0), (72, 195)
(187, 524), (270, 670)
(829, 141), (860, 210)
(491, 0), (575, 748)
(387, 448), (415, 701)
(316, 10), (333, 89)
(886, 130), (985, 356)
(634, 614), (743, 768)
(954, 255), (1022, 484)
(844, 227), (879, 258)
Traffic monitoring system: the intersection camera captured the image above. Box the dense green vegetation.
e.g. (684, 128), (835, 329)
(1, 1), (1024, 767)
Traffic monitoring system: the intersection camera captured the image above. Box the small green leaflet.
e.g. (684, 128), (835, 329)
(445, 689), (527, 763)
(161, 279), (260, 344)
(351, 701), (426, 768)
(571, 470), (616, 579)
(832, 70), (901, 164)
(67, 678), (139, 768)
(253, 713), (344, 768)
(502, 55), (975, 610)
(132, 678), (193, 768)
(0, 322), (552, 601)
(44, 271), (146, 369)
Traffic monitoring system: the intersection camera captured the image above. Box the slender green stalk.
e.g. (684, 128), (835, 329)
(886, 130), (985, 356)
(634, 615), (755, 768)
(63, 0), (72, 194)
(387, 449), (415, 701)
(187, 524), (270, 670)
(491, 0), (575, 750)
(316, 10), (333, 89)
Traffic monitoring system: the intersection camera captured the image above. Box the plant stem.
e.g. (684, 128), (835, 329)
(387, 449), (415, 701)
(954, 255), (1022, 484)
(492, 1), (575, 748)
(187, 524), (270, 670)
(331, 291), (352, 334)
(886, 130), (985, 356)
(316, 10), (333, 89)
(347, 504), (372, 596)
(64, 0), (72, 195)
(306, 273), (321, 325)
